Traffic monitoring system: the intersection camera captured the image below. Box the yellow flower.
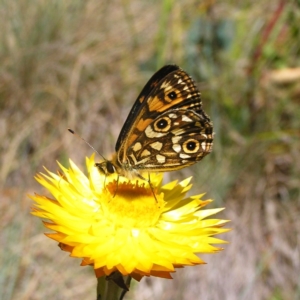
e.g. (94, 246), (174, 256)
(30, 154), (229, 281)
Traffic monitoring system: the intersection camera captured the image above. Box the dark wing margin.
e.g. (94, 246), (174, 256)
(115, 64), (180, 152)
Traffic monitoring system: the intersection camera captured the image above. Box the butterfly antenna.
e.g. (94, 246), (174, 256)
(68, 129), (107, 161)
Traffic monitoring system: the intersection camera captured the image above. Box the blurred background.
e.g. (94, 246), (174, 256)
(1, 1), (300, 299)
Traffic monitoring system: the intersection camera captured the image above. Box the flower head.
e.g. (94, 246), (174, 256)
(30, 154), (229, 281)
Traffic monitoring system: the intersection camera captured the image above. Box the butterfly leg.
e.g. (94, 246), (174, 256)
(113, 174), (120, 198)
(136, 173), (157, 203)
(103, 173), (107, 190)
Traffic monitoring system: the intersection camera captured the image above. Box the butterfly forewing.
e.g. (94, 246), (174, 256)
(145, 69), (203, 115)
(115, 65), (180, 152)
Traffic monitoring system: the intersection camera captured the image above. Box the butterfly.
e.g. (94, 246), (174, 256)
(96, 64), (213, 180)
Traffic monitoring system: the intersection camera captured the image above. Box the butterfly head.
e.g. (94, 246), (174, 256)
(95, 160), (116, 175)
(95, 153), (143, 180)
(95, 153), (127, 177)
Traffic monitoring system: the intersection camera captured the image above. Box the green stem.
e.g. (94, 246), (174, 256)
(97, 273), (131, 300)
(105, 280), (122, 300)
(96, 276), (107, 300)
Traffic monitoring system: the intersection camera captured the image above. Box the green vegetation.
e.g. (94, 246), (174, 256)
(1, 1), (299, 299)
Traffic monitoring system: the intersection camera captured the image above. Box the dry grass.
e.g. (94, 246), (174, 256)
(1, 1), (300, 299)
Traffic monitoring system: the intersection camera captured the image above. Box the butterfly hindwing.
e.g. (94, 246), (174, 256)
(125, 109), (213, 171)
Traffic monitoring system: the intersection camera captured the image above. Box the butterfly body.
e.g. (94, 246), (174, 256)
(96, 65), (213, 179)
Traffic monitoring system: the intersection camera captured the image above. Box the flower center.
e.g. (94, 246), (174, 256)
(102, 179), (165, 228)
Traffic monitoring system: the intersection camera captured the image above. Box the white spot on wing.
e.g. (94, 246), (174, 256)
(150, 141), (163, 151)
(172, 144), (181, 153)
(156, 154), (166, 163)
(172, 136), (182, 144)
(180, 153), (191, 159)
(182, 115), (193, 122)
(161, 80), (172, 91)
(132, 142), (142, 152)
(168, 113), (177, 118)
(141, 149), (151, 157)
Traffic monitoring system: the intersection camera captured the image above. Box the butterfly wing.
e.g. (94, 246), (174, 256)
(115, 65), (180, 152)
(116, 65), (213, 171)
(125, 109), (213, 171)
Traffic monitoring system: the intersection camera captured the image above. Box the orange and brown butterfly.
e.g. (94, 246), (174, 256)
(96, 64), (213, 180)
